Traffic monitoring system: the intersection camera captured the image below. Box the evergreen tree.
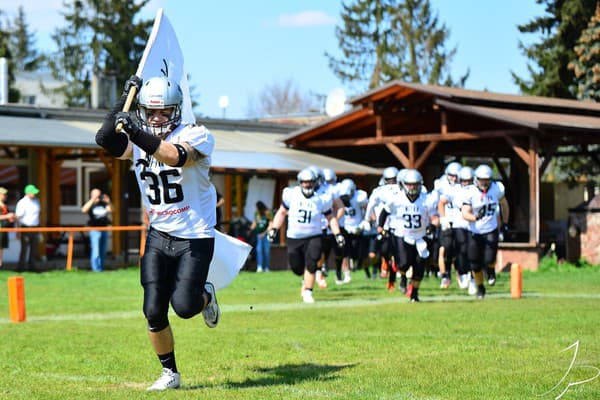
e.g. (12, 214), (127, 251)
(568, 3), (600, 101)
(326, 0), (466, 92)
(7, 6), (41, 71)
(48, 0), (152, 107)
(513, 0), (597, 98)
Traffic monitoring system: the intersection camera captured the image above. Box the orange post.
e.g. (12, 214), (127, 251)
(66, 232), (74, 271)
(510, 263), (522, 299)
(8, 276), (26, 322)
(140, 227), (147, 258)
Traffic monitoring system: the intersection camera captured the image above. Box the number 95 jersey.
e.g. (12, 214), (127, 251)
(132, 124), (217, 239)
(461, 181), (505, 235)
(282, 186), (333, 239)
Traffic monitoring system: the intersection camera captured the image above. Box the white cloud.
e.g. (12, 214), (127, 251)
(277, 11), (337, 28)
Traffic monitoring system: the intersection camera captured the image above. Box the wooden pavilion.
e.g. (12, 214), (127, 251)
(282, 81), (600, 269)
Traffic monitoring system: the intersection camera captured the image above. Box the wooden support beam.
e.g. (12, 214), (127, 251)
(529, 136), (539, 244)
(224, 174), (233, 231)
(441, 111), (448, 135)
(236, 175), (243, 217)
(112, 160), (122, 256)
(504, 135), (530, 166)
(415, 141), (439, 170)
(376, 115), (384, 140)
(303, 129), (528, 148)
(408, 141), (415, 167)
(385, 143), (410, 168)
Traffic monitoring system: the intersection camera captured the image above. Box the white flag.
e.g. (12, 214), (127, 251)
(136, 8), (194, 124)
(137, 9), (251, 290)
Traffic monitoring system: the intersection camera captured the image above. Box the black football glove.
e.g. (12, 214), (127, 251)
(335, 233), (345, 248)
(115, 112), (143, 139)
(123, 75), (142, 96)
(476, 207), (487, 220)
(266, 229), (278, 242)
(376, 229), (388, 242)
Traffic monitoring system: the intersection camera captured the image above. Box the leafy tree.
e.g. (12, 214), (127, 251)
(7, 6), (41, 71)
(246, 78), (320, 117)
(47, 0), (152, 107)
(568, 3), (600, 101)
(326, 0), (466, 92)
(513, 0), (597, 98)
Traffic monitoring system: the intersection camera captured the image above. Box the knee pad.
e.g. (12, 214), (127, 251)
(147, 315), (169, 332)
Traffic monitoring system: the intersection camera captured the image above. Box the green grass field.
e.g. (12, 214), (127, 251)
(0, 261), (598, 399)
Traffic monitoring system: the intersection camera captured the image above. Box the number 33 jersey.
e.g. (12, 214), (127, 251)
(132, 124), (217, 239)
(461, 181), (505, 235)
(282, 186), (333, 239)
(384, 191), (436, 241)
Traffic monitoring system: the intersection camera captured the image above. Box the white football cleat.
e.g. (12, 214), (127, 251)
(301, 289), (315, 303)
(468, 279), (477, 296)
(202, 282), (220, 328)
(458, 274), (470, 289)
(147, 368), (180, 391)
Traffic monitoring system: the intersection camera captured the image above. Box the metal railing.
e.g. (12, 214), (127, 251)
(0, 226), (147, 271)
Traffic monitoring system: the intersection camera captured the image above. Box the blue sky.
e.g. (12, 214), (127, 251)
(5, 1), (546, 119)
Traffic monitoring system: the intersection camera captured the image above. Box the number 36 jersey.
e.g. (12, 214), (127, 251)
(461, 181), (505, 235)
(132, 124), (217, 239)
(282, 186), (333, 239)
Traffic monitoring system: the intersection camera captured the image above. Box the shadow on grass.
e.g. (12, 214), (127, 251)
(185, 362), (355, 390)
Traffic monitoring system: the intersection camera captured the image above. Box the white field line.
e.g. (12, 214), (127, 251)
(1, 292), (599, 324)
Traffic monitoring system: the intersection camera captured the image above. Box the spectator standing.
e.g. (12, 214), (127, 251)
(15, 184), (41, 272)
(0, 187), (15, 267)
(81, 188), (113, 272)
(249, 201), (272, 272)
(215, 191), (225, 231)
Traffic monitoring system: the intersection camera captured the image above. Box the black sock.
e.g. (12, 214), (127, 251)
(158, 351), (178, 373)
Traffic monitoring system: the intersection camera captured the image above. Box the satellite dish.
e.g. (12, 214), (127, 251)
(325, 88), (346, 117)
(218, 95), (229, 109)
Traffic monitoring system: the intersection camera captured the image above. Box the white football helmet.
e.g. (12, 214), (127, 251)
(382, 166), (399, 184)
(323, 168), (337, 184)
(399, 169), (423, 200)
(297, 168), (318, 198)
(445, 162), (462, 185)
(459, 166), (474, 186)
(339, 178), (356, 198)
(474, 164), (493, 191)
(137, 76), (183, 138)
(307, 165), (324, 189)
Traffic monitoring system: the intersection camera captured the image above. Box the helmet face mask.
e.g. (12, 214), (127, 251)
(383, 166), (399, 184)
(474, 164), (493, 191)
(445, 162), (462, 185)
(399, 169), (423, 200)
(459, 166), (474, 186)
(297, 168), (317, 198)
(137, 76), (183, 138)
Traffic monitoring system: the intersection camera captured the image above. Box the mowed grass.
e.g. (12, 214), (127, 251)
(0, 263), (598, 400)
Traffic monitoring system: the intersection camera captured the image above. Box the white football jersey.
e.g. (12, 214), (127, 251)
(365, 184), (401, 231)
(435, 175), (460, 224)
(318, 182), (338, 232)
(283, 186), (333, 239)
(383, 190), (435, 241)
(461, 181), (505, 234)
(132, 124), (216, 238)
(342, 189), (368, 234)
(444, 184), (471, 229)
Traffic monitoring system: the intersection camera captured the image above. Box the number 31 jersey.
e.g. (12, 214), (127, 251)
(282, 186), (333, 239)
(132, 123), (217, 239)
